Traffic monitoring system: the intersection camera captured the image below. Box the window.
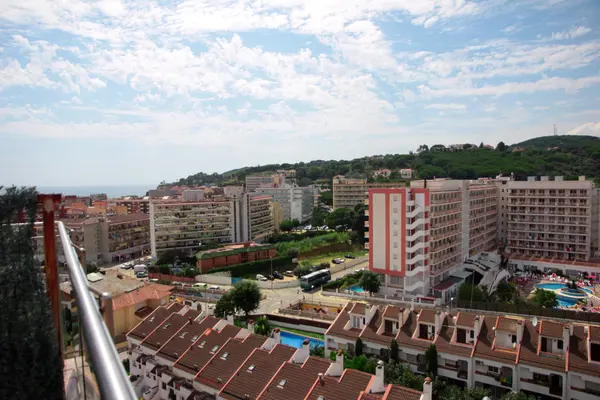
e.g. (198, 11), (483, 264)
(470, 330), (474, 339)
(199, 340), (207, 348)
(277, 379), (287, 388)
(191, 335), (200, 341)
(220, 352), (229, 360)
(511, 335), (517, 344)
(557, 340), (563, 350)
(247, 365), (256, 372)
(162, 382), (166, 390)
(210, 345), (219, 354)
(488, 366), (499, 374)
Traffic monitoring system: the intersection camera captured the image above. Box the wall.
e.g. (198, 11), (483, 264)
(195, 274), (233, 285)
(148, 273), (196, 283)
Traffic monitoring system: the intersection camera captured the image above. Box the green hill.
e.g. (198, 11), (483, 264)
(172, 135), (600, 186)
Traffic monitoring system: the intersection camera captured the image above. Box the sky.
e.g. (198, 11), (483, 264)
(1, 0), (599, 186)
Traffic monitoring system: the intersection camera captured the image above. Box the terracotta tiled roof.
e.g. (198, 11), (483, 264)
(435, 314), (473, 358)
(349, 303), (366, 315)
(361, 307), (394, 346)
(141, 313), (189, 351)
(382, 305), (402, 320)
(540, 321), (564, 340)
(568, 325), (600, 375)
(325, 303), (362, 341)
(395, 311), (430, 350)
(517, 321), (566, 372)
(258, 357), (331, 400)
(473, 317), (518, 364)
(128, 306), (171, 340)
(306, 369), (373, 400)
(174, 324), (241, 376)
(496, 317), (518, 334)
(219, 344), (296, 400)
(385, 384), (423, 400)
(112, 284), (173, 310)
(455, 312), (477, 329)
(418, 309), (436, 324)
(590, 326), (600, 342)
(157, 316), (219, 363)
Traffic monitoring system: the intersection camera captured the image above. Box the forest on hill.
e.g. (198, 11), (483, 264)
(171, 135), (600, 187)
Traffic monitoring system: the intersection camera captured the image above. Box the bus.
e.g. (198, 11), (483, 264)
(300, 269), (331, 290)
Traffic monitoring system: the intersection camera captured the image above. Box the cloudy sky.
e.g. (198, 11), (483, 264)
(1, 0), (599, 186)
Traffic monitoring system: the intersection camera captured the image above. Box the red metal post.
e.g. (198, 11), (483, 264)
(39, 194), (63, 360)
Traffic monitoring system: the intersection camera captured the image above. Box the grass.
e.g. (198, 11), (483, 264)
(301, 249), (368, 266)
(274, 326), (325, 340)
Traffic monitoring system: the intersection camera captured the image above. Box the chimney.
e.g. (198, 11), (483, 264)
(474, 316), (481, 338)
(422, 377), (432, 400)
(272, 328), (281, 343)
(369, 360), (385, 394)
(516, 320), (524, 343)
(226, 314), (234, 325)
(327, 349), (344, 377)
(318, 373), (325, 385)
(248, 319), (255, 334)
(435, 311), (442, 334)
(188, 317), (193, 325)
(292, 339), (310, 364)
(563, 324), (570, 352)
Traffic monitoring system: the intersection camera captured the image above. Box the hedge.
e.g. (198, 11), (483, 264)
(205, 256), (294, 277)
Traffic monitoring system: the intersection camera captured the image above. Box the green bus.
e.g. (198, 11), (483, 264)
(300, 269), (331, 290)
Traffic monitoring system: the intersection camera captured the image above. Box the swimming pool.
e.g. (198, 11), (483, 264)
(280, 330), (324, 349)
(348, 285), (365, 294)
(535, 283), (592, 307)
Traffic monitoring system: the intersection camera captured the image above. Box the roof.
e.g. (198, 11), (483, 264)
(382, 305), (402, 320)
(418, 309), (436, 325)
(128, 307), (172, 341)
(385, 385), (423, 400)
(496, 317), (518, 334)
(431, 276), (463, 291)
(306, 368), (373, 400)
(517, 321), (567, 372)
(434, 314), (473, 358)
(455, 312), (477, 329)
(196, 242), (275, 260)
(590, 326), (600, 342)
(107, 213), (149, 224)
(540, 320), (564, 339)
(196, 334), (267, 389)
(142, 313), (189, 351)
(349, 303), (366, 315)
(473, 317), (518, 364)
(112, 284), (173, 310)
(61, 271), (146, 297)
(174, 324), (241, 376)
(219, 344), (296, 399)
(157, 316), (219, 362)
(258, 357), (331, 400)
(395, 311), (430, 351)
(361, 307), (394, 346)
(325, 304), (362, 341)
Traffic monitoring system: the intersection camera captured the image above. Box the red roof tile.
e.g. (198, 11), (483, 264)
(306, 369), (373, 400)
(258, 357), (331, 400)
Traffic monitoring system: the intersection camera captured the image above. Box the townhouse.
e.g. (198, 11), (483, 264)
(325, 302), (600, 400)
(127, 304), (430, 400)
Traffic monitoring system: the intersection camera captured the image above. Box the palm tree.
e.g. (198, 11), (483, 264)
(359, 271), (381, 296)
(254, 316), (273, 336)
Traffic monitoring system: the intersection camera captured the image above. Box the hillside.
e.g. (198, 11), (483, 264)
(172, 135), (600, 186)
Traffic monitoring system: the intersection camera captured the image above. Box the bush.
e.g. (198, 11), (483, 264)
(129, 375), (138, 382)
(205, 256), (293, 277)
(287, 248), (300, 258)
(122, 359), (130, 374)
(293, 264), (312, 278)
(159, 265), (171, 275)
(274, 232), (350, 255)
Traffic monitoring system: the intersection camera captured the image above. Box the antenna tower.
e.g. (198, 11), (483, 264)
(553, 124), (557, 136)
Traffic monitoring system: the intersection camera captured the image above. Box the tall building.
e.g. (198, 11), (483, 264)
(333, 175), (407, 210)
(101, 214), (151, 263)
(504, 176), (597, 262)
(367, 179), (499, 297)
(245, 174), (278, 192)
(150, 198), (236, 258)
(255, 184), (314, 222)
(115, 198), (151, 214)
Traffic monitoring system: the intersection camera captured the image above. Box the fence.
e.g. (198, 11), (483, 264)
(251, 313), (332, 332)
(148, 272), (196, 283)
(322, 288), (442, 307)
(279, 308), (338, 321)
(456, 300), (600, 323)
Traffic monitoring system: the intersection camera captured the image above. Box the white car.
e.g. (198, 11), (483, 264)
(192, 283), (205, 289)
(256, 274), (268, 281)
(283, 270), (294, 277)
(208, 285), (220, 290)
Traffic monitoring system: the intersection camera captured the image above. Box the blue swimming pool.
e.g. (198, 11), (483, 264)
(535, 283), (592, 307)
(280, 330), (324, 349)
(348, 285), (365, 294)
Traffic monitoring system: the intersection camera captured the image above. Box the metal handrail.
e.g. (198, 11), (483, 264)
(57, 221), (137, 400)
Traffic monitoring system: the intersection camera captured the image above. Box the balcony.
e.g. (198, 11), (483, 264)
(10, 194), (137, 400)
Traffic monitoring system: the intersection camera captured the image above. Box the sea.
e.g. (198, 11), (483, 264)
(36, 185), (154, 198)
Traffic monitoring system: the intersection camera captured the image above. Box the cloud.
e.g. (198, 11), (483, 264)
(551, 26), (592, 40)
(533, 106), (549, 110)
(425, 103), (466, 110)
(567, 122), (600, 136)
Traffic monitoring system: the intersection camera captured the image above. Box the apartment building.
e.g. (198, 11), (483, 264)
(150, 198), (236, 258)
(367, 179), (499, 298)
(245, 174), (284, 192)
(101, 214), (151, 263)
(126, 304), (429, 400)
(333, 175), (407, 210)
(504, 176), (598, 263)
(115, 198), (151, 214)
(326, 302), (600, 400)
(255, 184), (314, 222)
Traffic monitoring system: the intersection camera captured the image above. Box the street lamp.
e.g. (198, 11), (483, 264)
(270, 256), (273, 291)
(450, 297), (454, 315)
(311, 285), (315, 305)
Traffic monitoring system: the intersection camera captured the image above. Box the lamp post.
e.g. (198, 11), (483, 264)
(270, 256), (273, 291)
(311, 285), (315, 305)
(450, 297), (454, 315)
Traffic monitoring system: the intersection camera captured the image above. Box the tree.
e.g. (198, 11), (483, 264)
(159, 264), (171, 275)
(384, 361), (424, 391)
(326, 208), (354, 229)
(496, 141), (506, 152)
(320, 191), (333, 207)
(311, 207), (328, 226)
(231, 280), (262, 318)
(531, 288), (558, 308)
(425, 344), (438, 377)
(345, 354), (376, 374)
(359, 271), (381, 296)
(310, 346), (325, 357)
(214, 292), (236, 318)
(501, 391), (538, 400)
(0, 187), (64, 399)
(253, 316), (272, 336)
(352, 203), (368, 244)
(287, 248), (299, 258)
(293, 264), (311, 278)
(291, 219), (301, 227)
(458, 282), (485, 302)
(355, 337), (363, 357)
(437, 384), (490, 400)
(280, 219), (294, 232)
(390, 339), (399, 363)
(496, 281), (517, 303)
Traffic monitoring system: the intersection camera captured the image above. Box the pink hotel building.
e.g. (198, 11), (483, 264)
(367, 179), (499, 299)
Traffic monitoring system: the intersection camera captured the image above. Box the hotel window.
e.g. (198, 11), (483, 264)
(557, 340), (563, 350)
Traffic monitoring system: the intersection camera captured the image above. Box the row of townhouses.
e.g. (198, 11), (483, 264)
(127, 303), (429, 400)
(366, 176), (600, 301)
(325, 302), (600, 400)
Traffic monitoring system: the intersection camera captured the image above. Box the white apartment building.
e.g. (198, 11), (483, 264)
(150, 198), (236, 258)
(367, 179), (499, 298)
(224, 186), (275, 242)
(333, 175), (407, 210)
(255, 184), (314, 222)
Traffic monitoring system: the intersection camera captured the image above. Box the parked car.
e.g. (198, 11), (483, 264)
(273, 271), (284, 280)
(321, 225), (328, 230)
(192, 283), (206, 289)
(345, 254), (356, 259)
(208, 285), (220, 290)
(135, 271), (148, 278)
(256, 274), (268, 281)
(120, 263), (133, 270)
(267, 274), (275, 280)
(149, 278), (159, 283)
(283, 270), (294, 277)
(332, 258), (340, 264)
